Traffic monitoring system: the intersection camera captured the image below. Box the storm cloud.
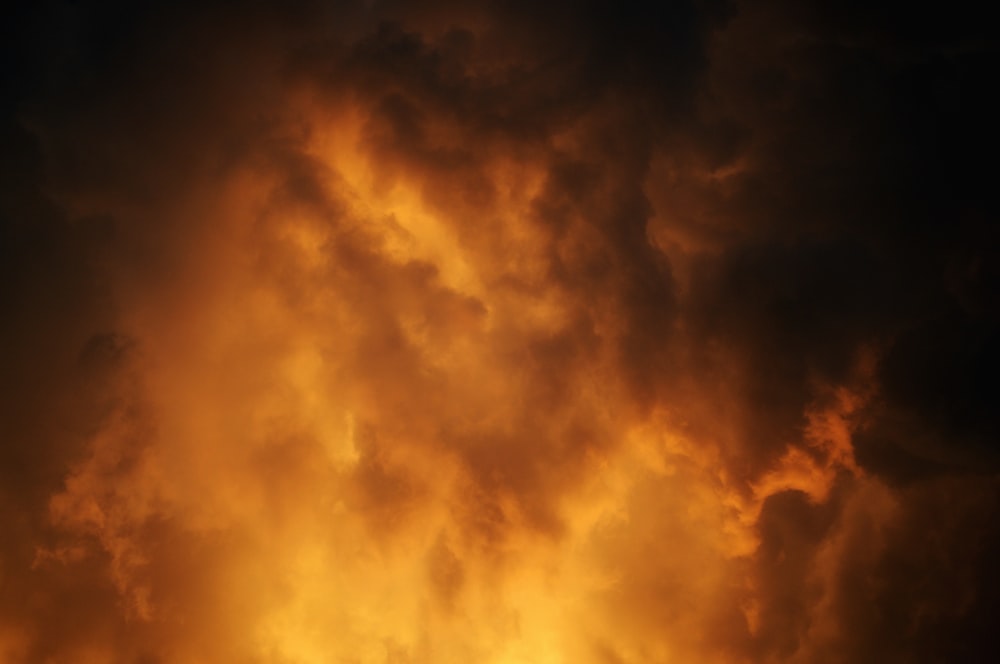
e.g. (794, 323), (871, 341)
(1, 0), (998, 662)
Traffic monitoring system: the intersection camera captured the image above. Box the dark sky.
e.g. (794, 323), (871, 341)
(2, 1), (998, 662)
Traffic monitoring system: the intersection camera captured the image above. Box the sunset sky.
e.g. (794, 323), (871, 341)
(1, 1), (998, 662)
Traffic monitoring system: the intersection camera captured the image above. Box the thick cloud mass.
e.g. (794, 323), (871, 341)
(2, 1), (998, 662)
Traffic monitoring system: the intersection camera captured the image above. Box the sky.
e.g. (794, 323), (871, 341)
(1, 1), (998, 662)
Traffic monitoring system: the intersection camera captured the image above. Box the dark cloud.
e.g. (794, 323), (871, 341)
(1, 0), (997, 661)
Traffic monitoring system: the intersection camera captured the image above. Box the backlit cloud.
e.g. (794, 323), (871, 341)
(1, 1), (997, 662)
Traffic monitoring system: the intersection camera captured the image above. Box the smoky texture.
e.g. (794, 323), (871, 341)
(1, 0), (997, 662)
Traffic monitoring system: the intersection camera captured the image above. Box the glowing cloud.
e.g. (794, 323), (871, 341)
(1, 1), (997, 663)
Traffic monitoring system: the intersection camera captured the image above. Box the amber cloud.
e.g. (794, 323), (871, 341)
(1, 1), (998, 662)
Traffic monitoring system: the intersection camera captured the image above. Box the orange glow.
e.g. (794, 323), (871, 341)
(0, 88), (900, 663)
(25, 92), (775, 662)
(3, 5), (996, 663)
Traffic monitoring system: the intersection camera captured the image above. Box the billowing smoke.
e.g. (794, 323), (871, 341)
(1, 1), (997, 662)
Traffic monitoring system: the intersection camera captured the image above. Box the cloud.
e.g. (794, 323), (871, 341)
(1, 0), (997, 662)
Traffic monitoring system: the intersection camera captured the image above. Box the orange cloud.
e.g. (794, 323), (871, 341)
(2, 2), (998, 663)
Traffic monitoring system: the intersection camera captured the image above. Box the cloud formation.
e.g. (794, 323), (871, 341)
(1, 0), (997, 662)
